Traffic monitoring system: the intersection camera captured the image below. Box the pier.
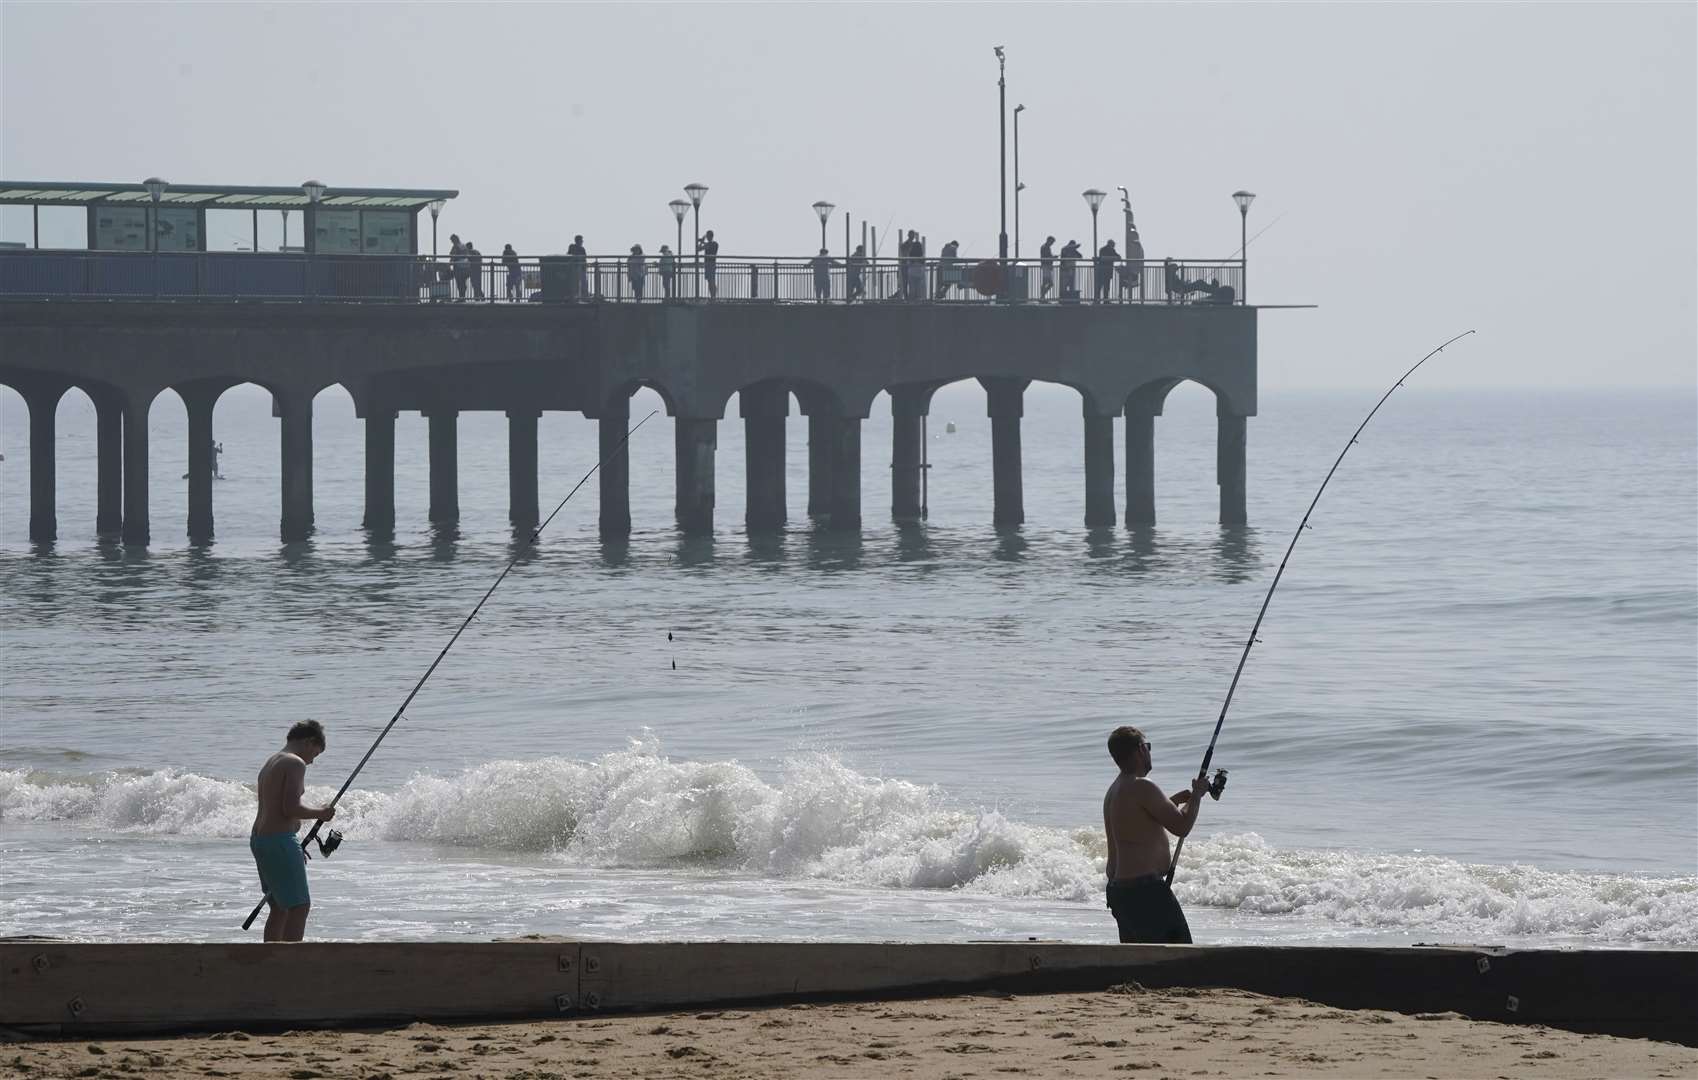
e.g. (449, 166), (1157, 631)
(0, 180), (1264, 544)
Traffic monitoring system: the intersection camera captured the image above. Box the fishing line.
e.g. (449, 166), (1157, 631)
(242, 409), (660, 930)
(1166, 330), (1476, 886)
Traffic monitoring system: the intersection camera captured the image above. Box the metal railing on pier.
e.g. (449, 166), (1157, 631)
(0, 249), (1247, 306)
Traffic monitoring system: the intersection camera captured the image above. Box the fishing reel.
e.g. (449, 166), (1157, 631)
(1206, 769), (1229, 800)
(305, 829), (344, 860)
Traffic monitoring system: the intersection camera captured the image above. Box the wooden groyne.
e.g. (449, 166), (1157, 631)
(2, 941), (1692, 1044)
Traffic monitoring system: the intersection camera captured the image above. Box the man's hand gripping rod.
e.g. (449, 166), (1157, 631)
(242, 410), (659, 930)
(1165, 331), (1475, 887)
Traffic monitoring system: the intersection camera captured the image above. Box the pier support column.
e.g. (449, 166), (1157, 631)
(121, 390), (151, 546)
(981, 378), (1029, 527)
(807, 412), (834, 520)
(828, 416), (862, 531)
(890, 387), (929, 524)
(674, 417), (717, 534)
(1218, 411), (1247, 526)
(25, 385), (65, 543)
(93, 388), (124, 537)
(741, 383), (787, 533)
(598, 401), (632, 538)
(427, 410), (459, 525)
(362, 408), (396, 534)
(1084, 409), (1117, 528)
(179, 382), (224, 542)
(278, 390), (314, 542)
(1125, 409), (1156, 526)
(508, 410), (540, 532)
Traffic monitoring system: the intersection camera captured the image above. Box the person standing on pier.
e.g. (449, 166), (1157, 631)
(1102, 726), (1208, 944)
(1059, 239), (1082, 301)
(698, 230), (719, 299)
(251, 720), (336, 943)
(450, 234), (469, 299)
(847, 243), (867, 302)
(567, 235), (588, 301)
(502, 243), (522, 301)
(810, 248), (839, 303)
(466, 240), (484, 299)
(628, 244), (647, 300)
(1039, 236), (1056, 300)
(1095, 239), (1118, 302)
(659, 245), (677, 300)
(934, 239), (960, 300)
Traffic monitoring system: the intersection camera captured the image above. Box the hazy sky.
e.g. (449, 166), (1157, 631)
(2, 2), (1693, 389)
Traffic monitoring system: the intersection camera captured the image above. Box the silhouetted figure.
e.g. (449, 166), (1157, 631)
(810, 248), (839, 303)
(466, 241), (484, 299)
(450, 234), (469, 299)
(1095, 239), (1117, 301)
(211, 440), (224, 481)
(1039, 236), (1056, 300)
(628, 244), (647, 299)
(567, 235), (588, 300)
(502, 243), (521, 301)
(847, 243), (867, 302)
(1059, 240), (1082, 301)
(698, 230), (719, 299)
(659, 245), (676, 299)
(900, 230), (924, 300)
(934, 239), (961, 299)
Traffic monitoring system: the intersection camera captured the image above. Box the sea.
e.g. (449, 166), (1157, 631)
(1, 378), (1694, 949)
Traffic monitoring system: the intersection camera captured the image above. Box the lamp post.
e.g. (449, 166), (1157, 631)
(1232, 190), (1256, 304)
(684, 182), (708, 295)
(302, 179), (326, 297)
(994, 46), (1008, 266)
(1013, 104), (1025, 258)
(811, 200), (835, 251)
(428, 198), (445, 258)
(280, 209), (291, 252)
(143, 177), (167, 296)
(1082, 187), (1106, 249)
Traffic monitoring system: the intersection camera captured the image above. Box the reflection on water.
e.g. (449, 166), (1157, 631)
(992, 527), (1028, 563)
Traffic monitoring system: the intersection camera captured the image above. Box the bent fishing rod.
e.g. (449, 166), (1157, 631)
(1166, 330), (1476, 886)
(242, 410), (659, 930)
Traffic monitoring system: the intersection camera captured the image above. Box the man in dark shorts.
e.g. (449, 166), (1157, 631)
(251, 720), (336, 942)
(1102, 725), (1209, 943)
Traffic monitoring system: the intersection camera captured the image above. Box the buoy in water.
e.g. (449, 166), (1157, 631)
(945, 421), (957, 434)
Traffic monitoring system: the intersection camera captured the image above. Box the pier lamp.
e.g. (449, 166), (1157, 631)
(143, 177), (168, 252)
(428, 198), (445, 259)
(1082, 188), (1106, 274)
(1013, 104), (1024, 258)
(812, 201), (835, 251)
(669, 198), (689, 276)
(684, 182), (708, 294)
(1232, 190), (1256, 304)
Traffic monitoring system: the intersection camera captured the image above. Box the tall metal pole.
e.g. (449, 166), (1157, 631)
(996, 47), (1008, 264)
(1013, 105), (1023, 259)
(1090, 207), (1099, 261)
(1240, 209), (1249, 304)
(693, 206), (701, 294)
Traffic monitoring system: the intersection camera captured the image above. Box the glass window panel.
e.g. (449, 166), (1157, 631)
(94, 205), (149, 250)
(313, 208), (360, 254)
(361, 210), (410, 254)
(155, 207), (200, 251)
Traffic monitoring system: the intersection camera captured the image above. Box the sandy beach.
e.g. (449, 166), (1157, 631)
(8, 985), (1694, 1080)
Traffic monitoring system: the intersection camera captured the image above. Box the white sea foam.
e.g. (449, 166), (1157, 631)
(4, 746), (1694, 945)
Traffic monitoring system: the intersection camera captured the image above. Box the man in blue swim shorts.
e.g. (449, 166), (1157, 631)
(251, 720), (336, 941)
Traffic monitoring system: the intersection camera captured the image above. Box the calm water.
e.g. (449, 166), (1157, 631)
(1, 380), (1694, 948)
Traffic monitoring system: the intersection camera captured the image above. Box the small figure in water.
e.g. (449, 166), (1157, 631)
(251, 720), (336, 942)
(211, 440), (224, 480)
(1102, 725), (1208, 943)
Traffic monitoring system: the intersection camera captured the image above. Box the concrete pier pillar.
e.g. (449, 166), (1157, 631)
(363, 409), (396, 534)
(93, 389), (124, 537)
(508, 410), (540, 531)
(982, 378), (1029, 527)
(807, 413), (834, 520)
(598, 402), (632, 538)
(1084, 412), (1117, 528)
(1125, 410), (1156, 527)
(278, 391), (314, 542)
(674, 417), (717, 534)
(427, 410), (459, 525)
(740, 384), (788, 533)
(890, 388), (928, 523)
(180, 384), (220, 542)
(121, 391), (150, 546)
(25, 386), (64, 543)
(1218, 412), (1247, 526)
(828, 416), (862, 531)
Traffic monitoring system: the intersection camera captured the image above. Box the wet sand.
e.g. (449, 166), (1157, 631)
(7, 984), (1695, 1079)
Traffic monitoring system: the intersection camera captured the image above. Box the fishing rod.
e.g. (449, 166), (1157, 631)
(1165, 330), (1476, 886)
(1222, 210), (1288, 261)
(242, 409), (660, 930)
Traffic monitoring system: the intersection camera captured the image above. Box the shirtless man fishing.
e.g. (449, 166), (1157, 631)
(1103, 725), (1209, 943)
(251, 720), (335, 942)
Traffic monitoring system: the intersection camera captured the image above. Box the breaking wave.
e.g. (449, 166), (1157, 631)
(4, 739), (1694, 945)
